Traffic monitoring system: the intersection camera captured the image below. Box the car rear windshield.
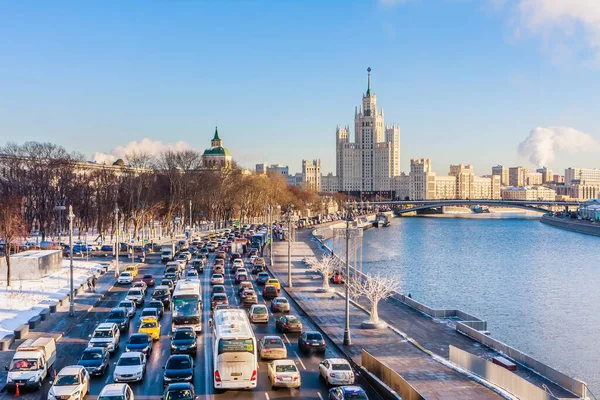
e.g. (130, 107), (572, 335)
(263, 338), (284, 348)
(143, 275), (153, 279)
(275, 364), (297, 373)
(129, 335), (148, 344)
(253, 307), (267, 314)
(154, 289), (167, 296)
(167, 357), (192, 369)
(81, 351), (103, 360)
(343, 391), (367, 399)
(174, 330), (194, 340)
(108, 311), (125, 319)
(129, 290), (142, 296)
(165, 389), (193, 400)
(306, 333), (322, 340)
(140, 321), (157, 328)
(332, 363), (351, 370)
(141, 310), (156, 317)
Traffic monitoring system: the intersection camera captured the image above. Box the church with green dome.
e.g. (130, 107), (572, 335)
(202, 127), (232, 169)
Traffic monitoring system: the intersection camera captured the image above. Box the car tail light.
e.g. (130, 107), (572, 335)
(293, 376), (299, 381)
(251, 370), (257, 381)
(322, 341), (326, 346)
(330, 373), (336, 378)
(284, 324), (290, 328)
(276, 376), (282, 381)
(215, 370), (221, 382)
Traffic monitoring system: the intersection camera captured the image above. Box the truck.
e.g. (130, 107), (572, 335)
(5, 337), (57, 392)
(161, 243), (176, 262)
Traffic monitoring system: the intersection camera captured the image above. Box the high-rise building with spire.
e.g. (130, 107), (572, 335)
(329, 68), (400, 194)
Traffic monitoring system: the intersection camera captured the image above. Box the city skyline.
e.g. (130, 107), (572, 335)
(1, 1), (599, 175)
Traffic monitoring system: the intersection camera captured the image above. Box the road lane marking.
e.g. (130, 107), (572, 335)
(293, 351), (306, 370)
(317, 392), (324, 400)
(265, 393), (270, 400)
(283, 334), (291, 344)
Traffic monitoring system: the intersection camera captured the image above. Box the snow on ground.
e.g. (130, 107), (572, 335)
(0, 260), (105, 340)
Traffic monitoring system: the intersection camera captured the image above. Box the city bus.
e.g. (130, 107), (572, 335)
(209, 308), (257, 390)
(171, 279), (202, 332)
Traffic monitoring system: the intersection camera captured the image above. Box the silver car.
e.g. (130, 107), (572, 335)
(249, 304), (269, 323)
(270, 297), (290, 313)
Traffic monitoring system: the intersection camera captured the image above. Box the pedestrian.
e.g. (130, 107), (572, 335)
(87, 278), (92, 292)
(92, 275), (97, 292)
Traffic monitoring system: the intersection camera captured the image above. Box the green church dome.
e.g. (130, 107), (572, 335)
(203, 146), (231, 156)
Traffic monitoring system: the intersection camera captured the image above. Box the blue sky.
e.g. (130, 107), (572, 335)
(1, 0), (599, 175)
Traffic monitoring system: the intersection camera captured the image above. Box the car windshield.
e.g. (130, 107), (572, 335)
(286, 316), (298, 322)
(212, 274), (223, 279)
(258, 273), (268, 278)
(165, 389), (194, 400)
(275, 364), (297, 373)
(154, 289), (167, 296)
(253, 307), (267, 314)
(129, 335), (148, 344)
(141, 310), (156, 317)
(174, 330), (194, 340)
(263, 338), (284, 348)
(167, 357), (192, 369)
(344, 391), (368, 400)
(120, 273), (130, 277)
(81, 351), (103, 360)
(9, 359), (38, 371)
(107, 311), (125, 319)
(54, 374), (79, 386)
(276, 299), (288, 304)
(141, 321), (157, 328)
(307, 333), (322, 340)
(129, 290), (142, 296)
(93, 330), (113, 338)
(143, 275), (153, 279)
(117, 356), (141, 366)
(119, 302), (132, 308)
(332, 363), (351, 371)
(149, 302), (162, 308)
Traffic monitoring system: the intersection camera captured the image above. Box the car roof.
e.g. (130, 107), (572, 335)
(341, 386), (365, 393)
(155, 285), (169, 289)
(263, 335), (283, 341)
(264, 284), (277, 289)
(272, 359), (296, 366)
(110, 307), (127, 313)
(99, 383), (128, 396)
(165, 382), (194, 390)
(326, 358), (349, 364)
(130, 333), (150, 338)
(274, 297), (287, 301)
(120, 271), (131, 275)
(142, 307), (158, 313)
(58, 365), (84, 375)
(174, 326), (194, 332)
(251, 304), (267, 309)
(140, 316), (158, 322)
(120, 351), (143, 358)
(96, 323), (117, 330)
(83, 347), (105, 352)
(119, 299), (134, 304)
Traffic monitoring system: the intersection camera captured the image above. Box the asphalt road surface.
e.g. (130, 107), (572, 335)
(10, 251), (382, 400)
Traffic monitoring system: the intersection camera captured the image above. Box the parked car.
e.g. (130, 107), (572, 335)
(162, 354), (194, 387)
(141, 274), (156, 287)
(105, 307), (130, 332)
(298, 331), (326, 354)
(270, 297), (290, 313)
(249, 304), (269, 323)
(263, 285), (279, 300)
(328, 385), (368, 400)
(259, 336), (287, 360)
(319, 359), (355, 386)
(113, 352), (146, 383)
(267, 359), (301, 389)
(125, 333), (153, 355)
(275, 315), (302, 333)
(77, 347), (110, 376)
(48, 365), (90, 400)
(170, 327), (197, 356)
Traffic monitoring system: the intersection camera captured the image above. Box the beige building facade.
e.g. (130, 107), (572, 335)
(300, 159), (321, 191)
(492, 165), (509, 186)
(501, 186), (557, 201)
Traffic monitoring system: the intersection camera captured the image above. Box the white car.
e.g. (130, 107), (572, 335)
(118, 300), (136, 318)
(47, 365), (89, 400)
(126, 288), (145, 305)
(88, 323), (121, 353)
(98, 383), (134, 400)
(232, 259), (244, 269)
(211, 273), (224, 285)
(267, 359), (301, 389)
(249, 255), (258, 264)
(259, 336), (287, 360)
(118, 272), (133, 284)
(113, 352), (147, 383)
(318, 358), (355, 386)
(249, 304), (269, 323)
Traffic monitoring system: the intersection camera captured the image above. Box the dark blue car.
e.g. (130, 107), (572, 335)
(328, 386), (369, 400)
(125, 333), (153, 355)
(77, 347), (109, 376)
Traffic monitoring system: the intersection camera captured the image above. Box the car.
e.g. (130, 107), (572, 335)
(138, 316), (161, 340)
(126, 288), (145, 305)
(241, 289), (258, 306)
(249, 255), (258, 264)
(230, 252), (242, 261)
(210, 273), (224, 285)
(163, 383), (196, 400)
(199, 247), (209, 255)
(77, 347), (110, 376)
(125, 333), (153, 355)
(165, 271), (179, 281)
(211, 284), (226, 295)
(139, 307), (160, 322)
(266, 278), (281, 290)
(249, 249), (259, 257)
(147, 300), (165, 318)
(170, 327), (197, 356)
(328, 385), (368, 400)
(215, 250), (226, 259)
(101, 244), (114, 252)
(163, 354), (194, 387)
(181, 251), (192, 260)
(185, 269), (199, 279)
(213, 258), (225, 267)
(152, 285), (172, 307)
(132, 281), (148, 295)
(259, 336), (287, 360)
(238, 281), (253, 294)
(211, 303), (231, 316)
(141, 274), (156, 287)
(235, 271), (248, 284)
(158, 279), (175, 293)
(299, 331), (326, 353)
(211, 293), (229, 309)
(118, 272), (133, 285)
(175, 254), (188, 264)
(267, 359), (301, 389)
(263, 284), (279, 300)
(319, 359), (355, 386)
(88, 323), (121, 353)
(253, 257), (266, 267)
(270, 297), (290, 313)
(249, 304), (269, 323)
(105, 307), (130, 332)
(232, 259), (244, 273)
(113, 352), (147, 383)
(118, 300), (136, 318)
(125, 265), (139, 277)
(251, 264), (265, 274)
(212, 265), (225, 275)
(47, 365), (90, 400)
(189, 259), (204, 273)
(275, 315), (302, 333)
(97, 383), (134, 400)
(256, 272), (270, 285)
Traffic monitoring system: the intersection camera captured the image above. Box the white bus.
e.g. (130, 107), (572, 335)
(171, 279), (202, 332)
(210, 308), (257, 390)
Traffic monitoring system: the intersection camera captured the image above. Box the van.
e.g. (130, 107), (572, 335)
(5, 337), (57, 391)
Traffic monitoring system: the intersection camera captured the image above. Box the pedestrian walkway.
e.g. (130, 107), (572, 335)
(270, 233), (504, 400)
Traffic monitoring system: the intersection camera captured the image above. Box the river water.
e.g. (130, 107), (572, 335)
(334, 215), (600, 393)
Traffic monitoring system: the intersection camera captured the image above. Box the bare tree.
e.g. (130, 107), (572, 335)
(311, 253), (339, 292)
(349, 272), (400, 327)
(0, 195), (26, 286)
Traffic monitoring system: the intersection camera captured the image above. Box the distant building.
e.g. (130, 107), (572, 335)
(553, 175), (565, 183)
(409, 158), (435, 200)
(565, 167), (600, 184)
(527, 172), (543, 186)
(256, 163), (289, 176)
(536, 167), (552, 184)
(509, 166), (529, 187)
(300, 160), (321, 191)
(202, 127), (232, 169)
(321, 173), (340, 193)
(501, 186), (556, 201)
(492, 165), (509, 186)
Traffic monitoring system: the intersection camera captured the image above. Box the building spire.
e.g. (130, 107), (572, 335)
(213, 126), (220, 141)
(367, 67), (372, 96)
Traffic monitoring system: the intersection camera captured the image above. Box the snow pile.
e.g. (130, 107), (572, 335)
(0, 260), (105, 339)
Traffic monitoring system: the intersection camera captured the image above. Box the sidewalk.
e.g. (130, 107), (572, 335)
(270, 230), (504, 400)
(0, 264), (122, 389)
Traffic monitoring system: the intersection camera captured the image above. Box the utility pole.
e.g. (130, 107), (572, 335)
(114, 204), (120, 277)
(343, 207), (351, 345)
(269, 205), (273, 267)
(189, 200), (193, 235)
(287, 206), (294, 288)
(68, 205), (75, 317)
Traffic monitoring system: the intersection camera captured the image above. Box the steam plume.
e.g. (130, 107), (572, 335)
(93, 138), (192, 164)
(518, 126), (600, 167)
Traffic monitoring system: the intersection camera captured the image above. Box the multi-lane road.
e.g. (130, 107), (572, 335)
(14, 251), (381, 400)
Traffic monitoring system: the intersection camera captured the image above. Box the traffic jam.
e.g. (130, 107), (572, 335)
(5, 224), (375, 400)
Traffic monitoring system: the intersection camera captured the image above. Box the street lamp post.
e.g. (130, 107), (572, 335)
(114, 204), (120, 277)
(189, 200), (193, 235)
(68, 205), (75, 317)
(286, 206), (294, 288)
(268, 205), (273, 267)
(54, 204), (66, 243)
(343, 209), (351, 345)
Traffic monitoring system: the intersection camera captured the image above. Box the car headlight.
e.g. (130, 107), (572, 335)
(71, 390), (81, 399)
(185, 375), (193, 380)
(170, 343), (177, 349)
(6, 377), (12, 383)
(164, 376), (172, 381)
(28, 376), (37, 382)
(189, 342), (197, 348)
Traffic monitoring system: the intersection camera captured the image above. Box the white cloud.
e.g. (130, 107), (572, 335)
(92, 138), (193, 164)
(518, 126), (600, 167)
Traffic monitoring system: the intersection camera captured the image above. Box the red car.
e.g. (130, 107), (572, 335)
(142, 274), (155, 287)
(263, 285), (278, 300)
